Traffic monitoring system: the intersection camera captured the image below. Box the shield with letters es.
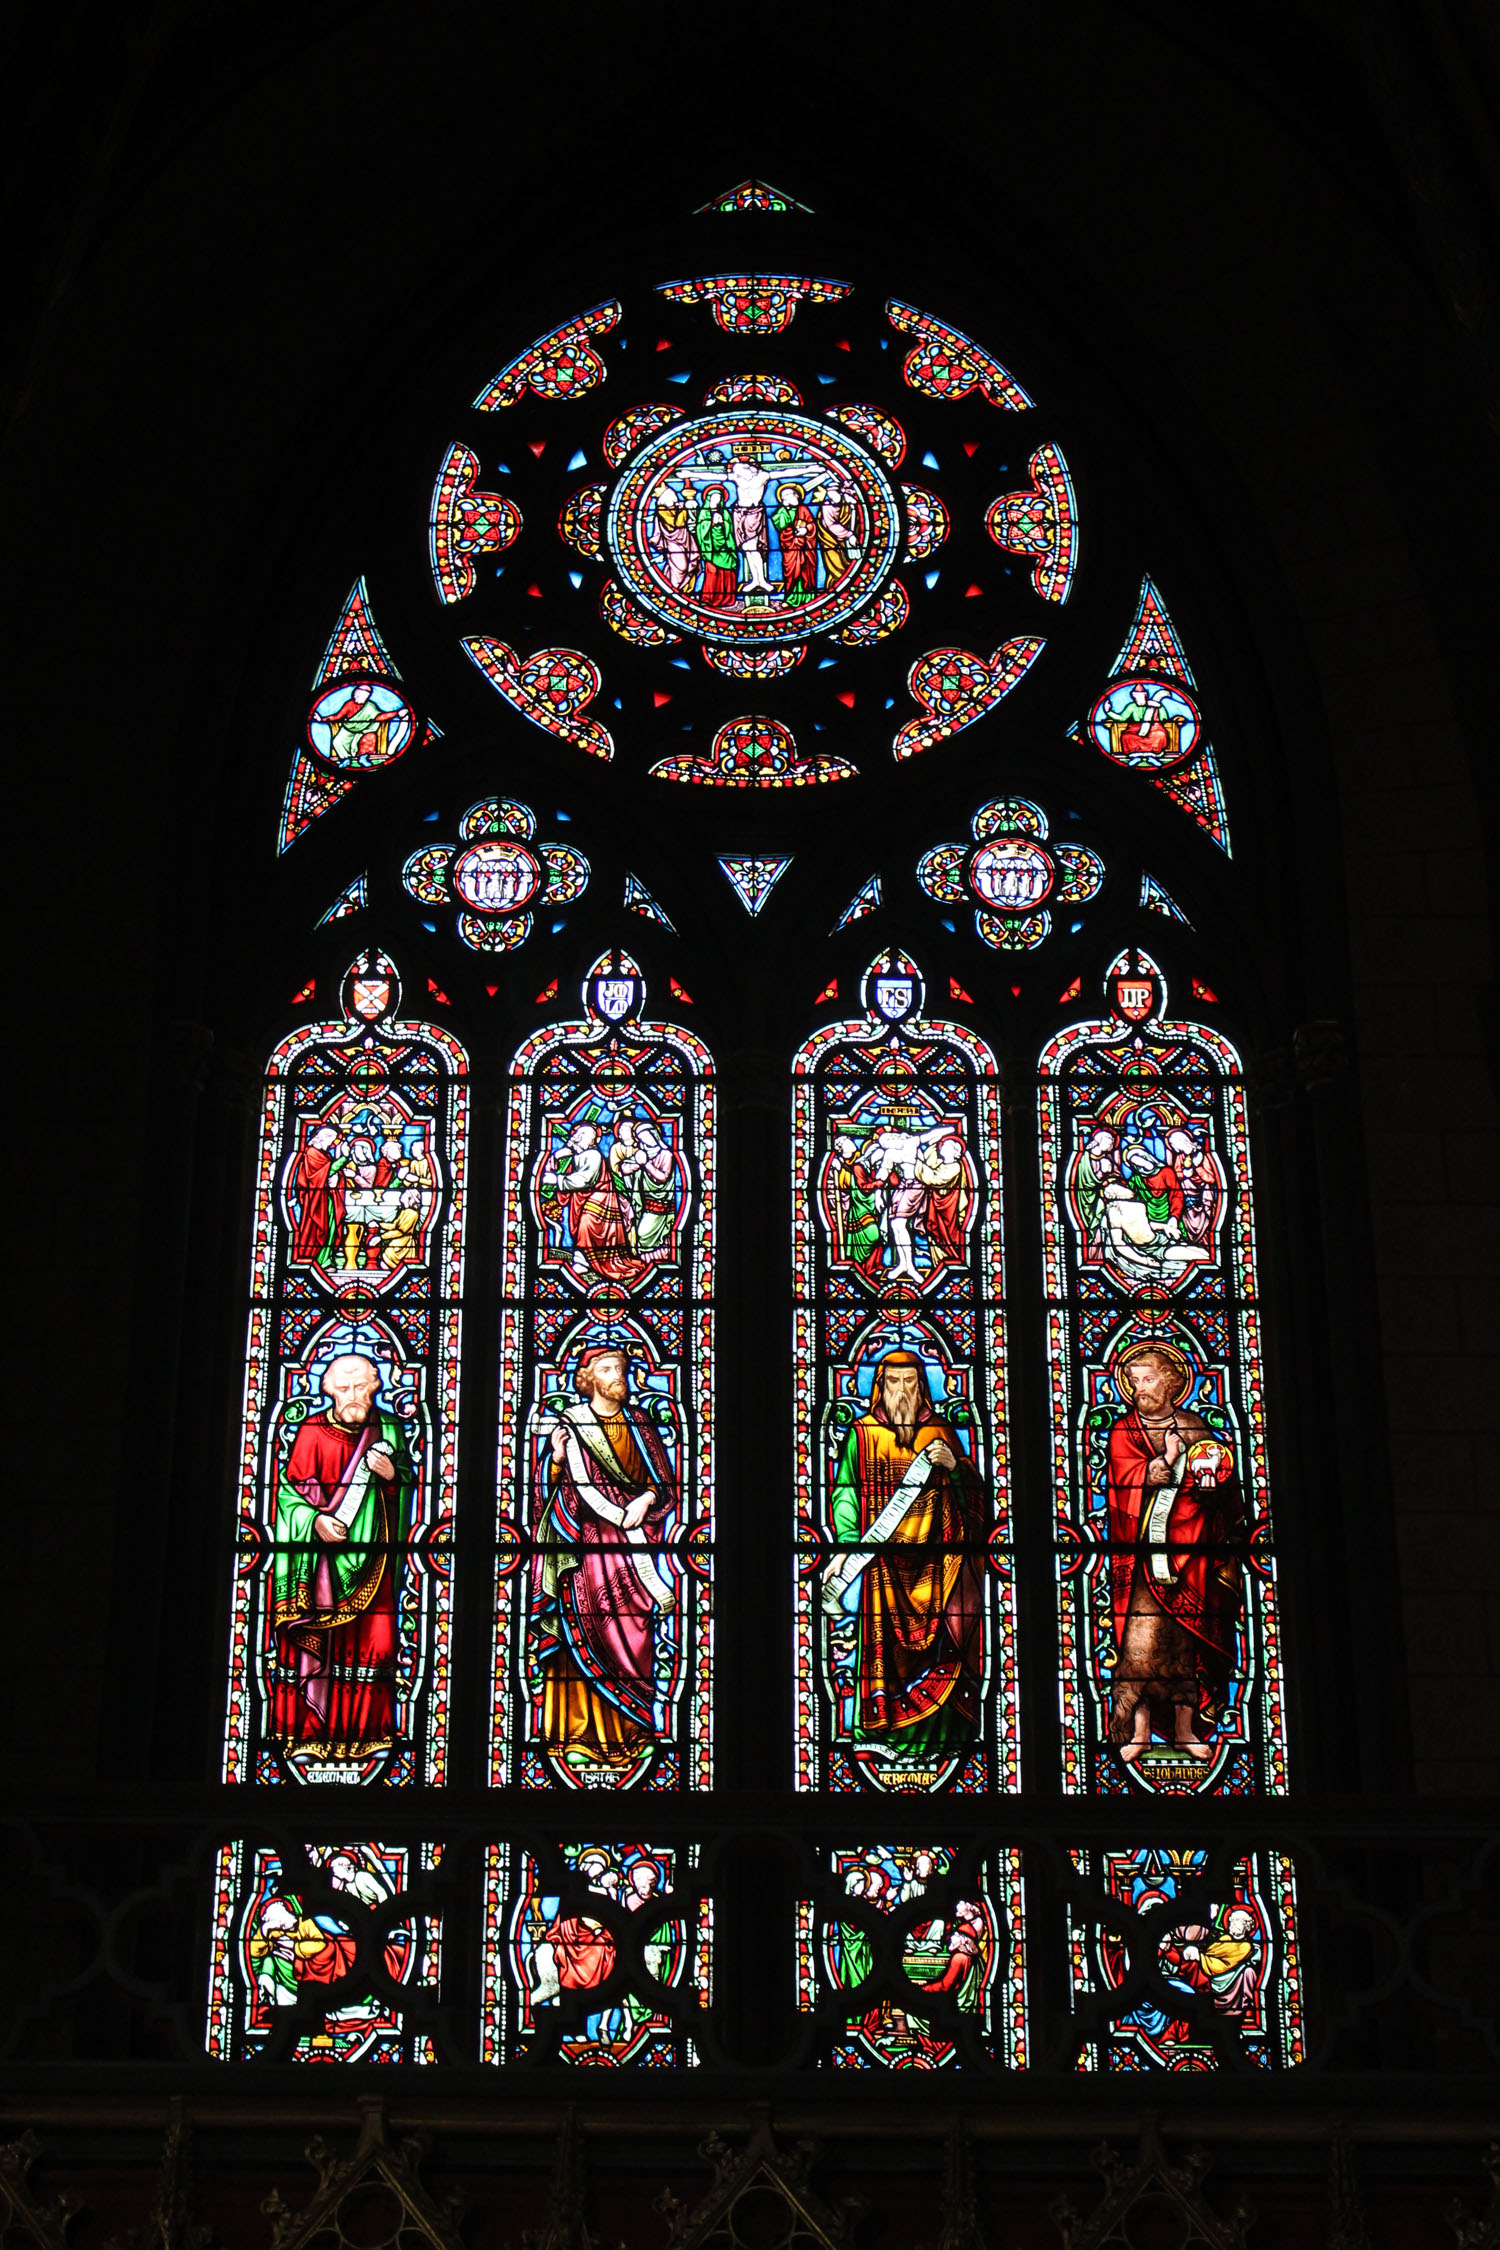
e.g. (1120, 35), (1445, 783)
(874, 975), (914, 1021)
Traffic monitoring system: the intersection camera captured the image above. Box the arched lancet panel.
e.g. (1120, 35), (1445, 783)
(1039, 947), (1286, 1799)
(209, 950), (467, 2060)
(1041, 948), (1303, 2072)
(220, 948), (468, 1793)
(492, 949), (715, 1792)
(791, 947), (1017, 1800)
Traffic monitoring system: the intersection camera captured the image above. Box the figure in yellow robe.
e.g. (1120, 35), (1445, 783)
(823, 1351), (986, 1769)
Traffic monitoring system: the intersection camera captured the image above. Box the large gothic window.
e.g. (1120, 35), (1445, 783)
(204, 177), (1307, 2076)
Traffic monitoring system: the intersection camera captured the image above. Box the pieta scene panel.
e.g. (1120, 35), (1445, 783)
(207, 1838), (442, 2064)
(1068, 1846), (1304, 2071)
(492, 953), (715, 1792)
(221, 951), (467, 1789)
(795, 1843), (1026, 2070)
(1040, 951), (1288, 1798)
(481, 1839), (711, 2067)
(792, 950), (1017, 1798)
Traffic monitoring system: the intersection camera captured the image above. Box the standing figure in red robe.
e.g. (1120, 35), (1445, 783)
(289, 1126), (345, 1268)
(270, 1353), (410, 1763)
(917, 1132), (970, 1264)
(1104, 1342), (1242, 1764)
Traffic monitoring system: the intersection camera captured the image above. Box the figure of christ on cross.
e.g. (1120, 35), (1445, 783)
(672, 448), (833, 597)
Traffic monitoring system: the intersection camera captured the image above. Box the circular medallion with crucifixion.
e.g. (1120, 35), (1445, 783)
(605, 408), (901, 644)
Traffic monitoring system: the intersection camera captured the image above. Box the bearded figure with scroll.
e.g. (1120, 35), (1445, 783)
(530, 1347), (678, 1779)
(270, 1352), (410, 1763)
(1105, 1341), (1243, 1765)
(821, 1351), (987, 1780)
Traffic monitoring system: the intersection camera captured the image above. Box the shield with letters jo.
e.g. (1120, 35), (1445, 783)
(594, 976), (637, 1022)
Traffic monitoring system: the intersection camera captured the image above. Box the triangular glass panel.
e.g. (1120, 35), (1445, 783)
(316, 873), (368, 926)
(1153, 743), (1231, 852)
(719, 854), (791, 915)
(1111, 575), (1196, 685)
(695, 177), (811, 213)
(1140, 871), (1192, 924)
(312, 577), (401, 687)
(833, 874), (882, 931)
(278, 752), (355, 853)
(624, 871), (675, 929)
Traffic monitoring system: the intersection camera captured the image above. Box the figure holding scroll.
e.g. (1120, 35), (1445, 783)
(269, 1353), (409, 1761)
(821, 1351), (986, 1773)
(530, 1348), (678, 1777)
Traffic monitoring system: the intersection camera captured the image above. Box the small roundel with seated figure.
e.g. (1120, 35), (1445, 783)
(605, 407), (901, 645)
(308, 680), (415, 770)
(1089, 678), (1200, 770)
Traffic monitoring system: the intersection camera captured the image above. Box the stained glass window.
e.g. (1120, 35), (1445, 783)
(1066, 1845), (1303, 2072)
(208, 1839), (443, 2064)
(795, 1844), (1026, 2069)
(791, 948), (1016, 1798)
(202, 188), (1321, 2087)
(491, 951), (715, 1792)
(482, 1840), (713, 2065)
(1040, 950), (1303, 2070)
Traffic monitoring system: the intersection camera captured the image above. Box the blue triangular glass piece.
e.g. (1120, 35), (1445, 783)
(719, 855), (791, 916)
(833, 874), (882, 932)
(315, 873), (367, 927)
(1140, 871), (1193, 924)
(624, 872), (676, 930)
